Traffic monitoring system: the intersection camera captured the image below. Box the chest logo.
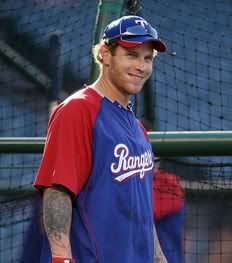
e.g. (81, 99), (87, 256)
(111, 143), (154, 182)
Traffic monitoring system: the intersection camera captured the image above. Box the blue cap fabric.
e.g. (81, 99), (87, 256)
(102, 15), (166, 52)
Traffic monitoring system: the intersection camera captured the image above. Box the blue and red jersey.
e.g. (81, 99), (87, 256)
(34, 86), (155, 263)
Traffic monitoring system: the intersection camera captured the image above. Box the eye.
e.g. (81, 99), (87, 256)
(126, 51), (138, 58)
(146, 56), (154, 63)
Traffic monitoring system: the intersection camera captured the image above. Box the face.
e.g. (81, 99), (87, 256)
(102, 42), (154, 100)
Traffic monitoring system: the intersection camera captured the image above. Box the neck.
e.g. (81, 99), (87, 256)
(92, 74), (130, 108)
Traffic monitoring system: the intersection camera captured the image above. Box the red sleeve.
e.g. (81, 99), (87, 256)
(153, 170), (185, 221)
(34, 93), (101, 196)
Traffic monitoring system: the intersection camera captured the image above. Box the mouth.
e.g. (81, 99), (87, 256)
(128, 73), (143, 80)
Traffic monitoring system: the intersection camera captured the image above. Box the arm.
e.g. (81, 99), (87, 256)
(154, 224), (168, 263)
(43, 186), (73, 259)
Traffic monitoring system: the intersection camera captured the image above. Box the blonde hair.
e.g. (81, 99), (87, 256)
(92, 40), (118, 66)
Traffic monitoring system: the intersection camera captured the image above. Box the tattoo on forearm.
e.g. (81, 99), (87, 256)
(43, 187), (72, 249)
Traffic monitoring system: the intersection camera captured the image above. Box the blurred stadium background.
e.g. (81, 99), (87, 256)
(0, 0), (232, 262)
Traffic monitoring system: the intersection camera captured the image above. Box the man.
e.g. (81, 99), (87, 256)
(34, 15), (166, 263)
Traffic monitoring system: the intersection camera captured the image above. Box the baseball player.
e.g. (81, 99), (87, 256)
(34, 15), (166, 263)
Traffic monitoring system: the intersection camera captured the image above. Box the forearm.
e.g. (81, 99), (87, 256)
(43, 186), (73, 258)
(154, 224), (168, 263)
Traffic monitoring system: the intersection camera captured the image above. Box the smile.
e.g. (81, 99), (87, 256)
(128, 73), (143, 79)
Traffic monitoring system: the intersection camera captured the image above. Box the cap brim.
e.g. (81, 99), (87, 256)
(118, 35), (166, 52)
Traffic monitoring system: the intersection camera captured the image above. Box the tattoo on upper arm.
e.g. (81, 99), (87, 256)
(43, 187), (72, 248)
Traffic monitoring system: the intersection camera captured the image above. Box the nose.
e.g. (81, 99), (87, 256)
(135, 57), (146, 72)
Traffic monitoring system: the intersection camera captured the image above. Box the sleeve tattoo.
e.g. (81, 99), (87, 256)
(43, 186), (72, 256)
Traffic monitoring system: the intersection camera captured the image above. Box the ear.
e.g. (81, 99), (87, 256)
(99, 44), (111, 66)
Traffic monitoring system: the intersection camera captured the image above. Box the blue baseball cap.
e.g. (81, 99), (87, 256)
(102, 15), (166, 52)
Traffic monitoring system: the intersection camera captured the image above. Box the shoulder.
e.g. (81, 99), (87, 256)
(60, 86), (102, 113)
(137, 120), (149, 140)
(49, 86), (102, 125)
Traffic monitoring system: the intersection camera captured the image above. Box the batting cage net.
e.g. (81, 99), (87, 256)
(0, 0), (232, 262)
